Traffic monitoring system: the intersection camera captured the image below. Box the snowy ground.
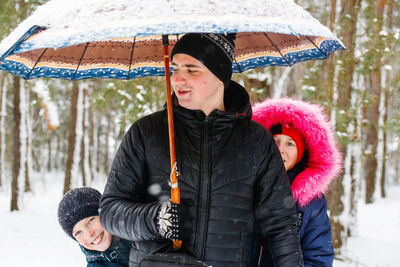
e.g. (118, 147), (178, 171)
(334, 185), (400, 267)
(1, 172), (399, 267)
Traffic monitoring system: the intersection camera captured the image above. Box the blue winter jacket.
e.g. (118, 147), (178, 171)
(80, 237), (131, 267)
(260, 163), (334, 267)
(296, 195), (334, 266)
(289, 164), (334, 267)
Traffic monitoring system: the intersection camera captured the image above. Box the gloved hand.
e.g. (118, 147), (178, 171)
(156, 200), (191, 241)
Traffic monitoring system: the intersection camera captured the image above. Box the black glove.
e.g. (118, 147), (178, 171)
(156, 200), (191, 241)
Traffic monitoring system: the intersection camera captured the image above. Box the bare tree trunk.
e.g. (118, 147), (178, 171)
(96, 119), (101, 174)
(364, 90), (380, 204)
(9, 0), (30, 209)
(104, 113), (111, 174)
(380, 82), (390, 198)
(63, 82), (79, 195)
(56, 134), (61, 170)
(48, 138), (52, 171)
(89, 103), (95, 181)
(364, 0), (385, 204)
(80, 88), (87, 186)
(91, 80), (101, 177)
(348, 152), (357, 236)
(31, 147), (40, 172)
(329, 0), (337, 31)
(324, 0), (337, 117)
(60, 131), (67, 171)
(336, 0), (361, 119)
(395, 158), (400, 185)
(326, 0), (361, 252)
(11, 76), (21, 211)
(0, 73), (6, 187)
(24, 85), (31, 192)
(380, 0), (395, 199)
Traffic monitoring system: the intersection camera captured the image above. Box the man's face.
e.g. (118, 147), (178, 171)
(72, 216), (113, 252)
(171, 53), (225, 116)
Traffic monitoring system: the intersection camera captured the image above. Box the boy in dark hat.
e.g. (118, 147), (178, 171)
(100, 33), (303, 267)
(58, 187), (130, 266)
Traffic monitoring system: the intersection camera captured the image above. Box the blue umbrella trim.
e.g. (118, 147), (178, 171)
(7, 21), (340, 56)
(0, 26), (43, 61)
(0, 39), (344, 80)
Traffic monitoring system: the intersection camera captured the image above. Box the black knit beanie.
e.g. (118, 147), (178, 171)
(171, 33), (236, 88)
(57, 187), (101, 240)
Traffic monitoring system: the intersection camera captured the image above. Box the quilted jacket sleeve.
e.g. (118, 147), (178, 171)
(99, 122), (161, 241)
(300, 196), (334, 267)
(255, 133), (304, 267)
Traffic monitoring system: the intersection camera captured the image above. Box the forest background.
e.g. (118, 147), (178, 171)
(0, 0), (399, 265)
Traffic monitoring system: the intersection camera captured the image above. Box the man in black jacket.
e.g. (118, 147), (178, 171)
(99, 33), (304, 267)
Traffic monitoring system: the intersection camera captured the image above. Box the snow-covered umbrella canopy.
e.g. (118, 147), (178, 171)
(0, 0), (345, 80)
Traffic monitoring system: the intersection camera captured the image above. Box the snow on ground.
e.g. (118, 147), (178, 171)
(335, 185), (400, 267)
(0, 172), (99, 267)
(1, 171), (399, 267)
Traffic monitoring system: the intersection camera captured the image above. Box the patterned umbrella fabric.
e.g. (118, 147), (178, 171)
(0, 0), (345, 80)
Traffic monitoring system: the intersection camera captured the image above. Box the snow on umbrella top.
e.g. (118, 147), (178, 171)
(0, 0), (345, 80)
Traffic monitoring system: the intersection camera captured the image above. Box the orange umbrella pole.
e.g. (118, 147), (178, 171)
(162, 35), (182, 250)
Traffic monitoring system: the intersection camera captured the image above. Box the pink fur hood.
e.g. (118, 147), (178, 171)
(252, 98), (342, 206)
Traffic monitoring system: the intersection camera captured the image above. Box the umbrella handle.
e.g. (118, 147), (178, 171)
(163, 35), (182, 250)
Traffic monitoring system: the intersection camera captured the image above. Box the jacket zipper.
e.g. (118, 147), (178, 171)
(195, 117), (212, 259)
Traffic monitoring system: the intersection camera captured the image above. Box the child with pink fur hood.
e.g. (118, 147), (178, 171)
(252, 98), (342, 267)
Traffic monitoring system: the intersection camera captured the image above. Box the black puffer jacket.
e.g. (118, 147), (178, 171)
(100, 81), (303, 267)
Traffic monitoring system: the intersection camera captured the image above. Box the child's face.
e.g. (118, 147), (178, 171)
(273, 134), (299, 171)
(72, 216), (113, 252)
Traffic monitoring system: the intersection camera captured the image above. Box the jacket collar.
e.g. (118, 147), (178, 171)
(80, 237), (128, 263)
(171, 80), (252, 121)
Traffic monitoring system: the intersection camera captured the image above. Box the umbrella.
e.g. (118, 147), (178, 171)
(0, 0), (345, 250)
(0, 0), (345, 80)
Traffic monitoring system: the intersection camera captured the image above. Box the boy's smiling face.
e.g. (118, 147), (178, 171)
(72, 216), (112, 252)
